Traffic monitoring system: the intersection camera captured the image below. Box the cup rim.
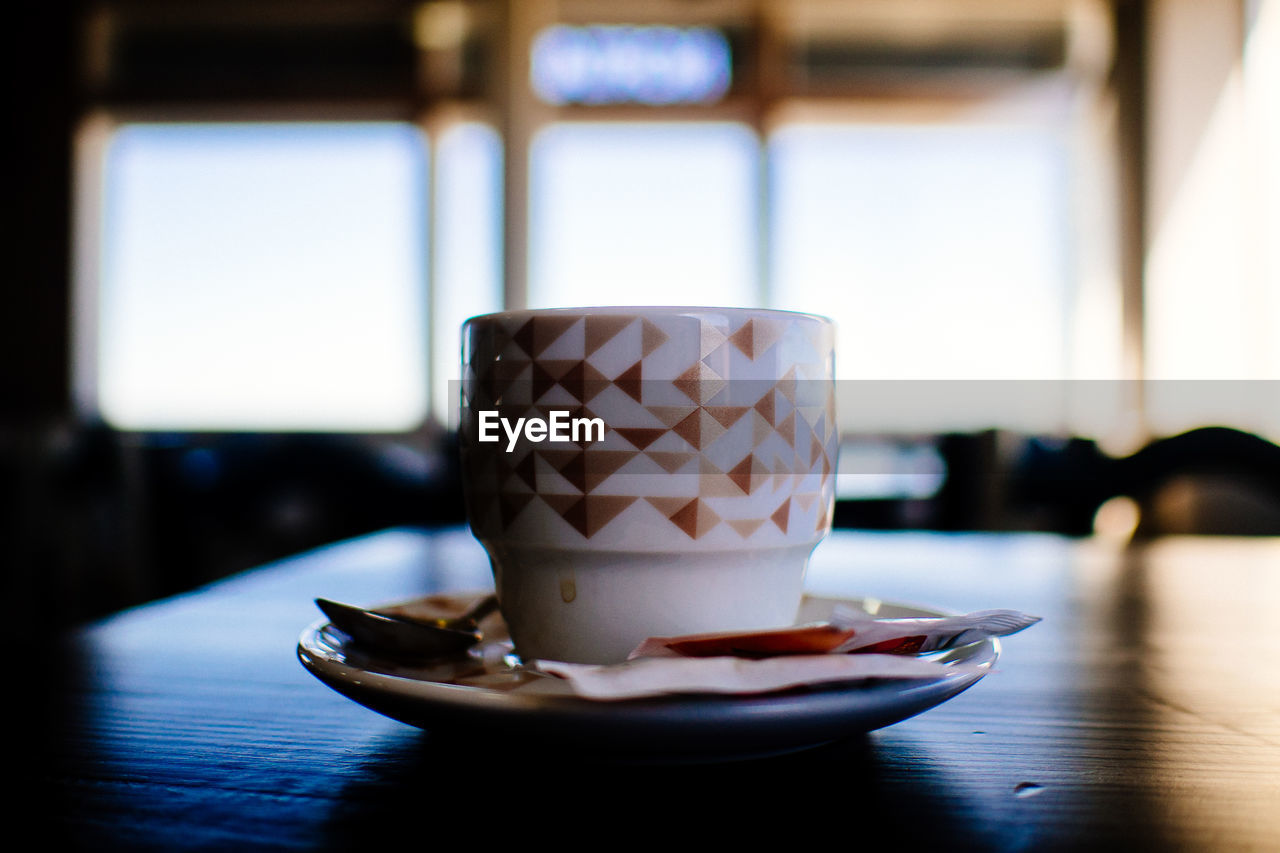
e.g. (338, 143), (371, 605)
(463, 305), (834, 328)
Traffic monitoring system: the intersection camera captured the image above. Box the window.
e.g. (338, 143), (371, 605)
(1141, 0), (1280, 440)
(528, 122), (758, 309)
(431, 122), (503, 420)
(92, 121), (429, 432)
(77, 0), (1133, 441)
(769, 122), (1072, 381)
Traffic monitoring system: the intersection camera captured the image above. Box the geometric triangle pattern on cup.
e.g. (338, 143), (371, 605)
(462, 310), (837, 541)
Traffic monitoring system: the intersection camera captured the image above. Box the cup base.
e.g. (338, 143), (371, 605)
(483, 542), (814, 664)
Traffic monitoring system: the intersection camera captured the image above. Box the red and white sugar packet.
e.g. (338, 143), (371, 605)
(628, 623), (855, 659)
(628, 608), (1040, 659)
(535, 653), (980, 702)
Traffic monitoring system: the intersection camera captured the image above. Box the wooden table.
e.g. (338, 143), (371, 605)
(39, 528), (1280, 849)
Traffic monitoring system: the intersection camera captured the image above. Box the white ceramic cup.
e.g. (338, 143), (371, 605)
(459, 307), (837, 664)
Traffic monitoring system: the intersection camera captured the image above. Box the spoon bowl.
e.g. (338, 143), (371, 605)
(315, 594), (499, 660)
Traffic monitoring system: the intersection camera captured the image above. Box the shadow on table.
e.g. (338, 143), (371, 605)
(319, 542), (1184, 850)
(320, 730), (999, 847)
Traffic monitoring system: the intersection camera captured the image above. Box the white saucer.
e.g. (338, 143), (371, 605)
(297, 594), (998, 758)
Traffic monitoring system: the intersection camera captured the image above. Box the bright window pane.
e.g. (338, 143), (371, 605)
(432, 123), (502, 421)
(770, 124), (1070, 380)
(99, 122), (428, 432)
(529, 122), (757, 308)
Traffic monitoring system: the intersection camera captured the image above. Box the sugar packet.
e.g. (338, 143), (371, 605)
(628, 608), (1039, 660)
(534, 606), (1038, 701)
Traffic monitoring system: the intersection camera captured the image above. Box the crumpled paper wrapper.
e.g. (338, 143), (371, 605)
(536, 653), (981, 701)
(534, 608), (1039, 701)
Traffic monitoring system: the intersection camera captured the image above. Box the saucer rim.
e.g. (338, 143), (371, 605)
(297, 593), (999, 753)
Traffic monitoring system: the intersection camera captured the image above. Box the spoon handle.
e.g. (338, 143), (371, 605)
(464, 593), (500, 624)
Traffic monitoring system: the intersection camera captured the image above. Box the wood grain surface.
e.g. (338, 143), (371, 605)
(41, 528), (1280, 850)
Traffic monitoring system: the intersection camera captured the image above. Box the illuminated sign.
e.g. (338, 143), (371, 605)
(531, 25), (732, 106)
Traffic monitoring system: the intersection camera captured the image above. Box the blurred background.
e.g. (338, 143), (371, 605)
(7, 0), (1280, 626)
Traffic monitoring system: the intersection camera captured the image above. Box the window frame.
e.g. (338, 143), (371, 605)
(74, 0), (1124, 440)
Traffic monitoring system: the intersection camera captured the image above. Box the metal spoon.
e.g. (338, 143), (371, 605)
(315, 594), (499, 660)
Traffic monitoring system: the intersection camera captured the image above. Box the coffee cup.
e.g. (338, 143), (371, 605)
(459, 306), (836, 664)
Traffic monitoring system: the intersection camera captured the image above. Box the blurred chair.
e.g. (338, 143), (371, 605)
(1013, 426), (1280, 537)
(1116, 427), (1280, 537)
